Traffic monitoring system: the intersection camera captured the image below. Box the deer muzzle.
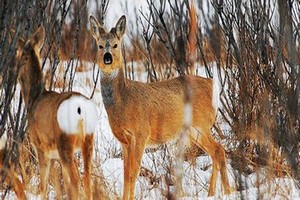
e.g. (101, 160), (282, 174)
(103, 52), (113, 65)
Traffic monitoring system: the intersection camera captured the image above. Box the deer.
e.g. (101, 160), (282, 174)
(16, 26), (98, 199)
(89, 13), (232, 199)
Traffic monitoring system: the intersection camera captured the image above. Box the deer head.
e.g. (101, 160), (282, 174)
(89, 15), (126, 76)
(16, 26), (45, 65)
(16, 26), (45, 110)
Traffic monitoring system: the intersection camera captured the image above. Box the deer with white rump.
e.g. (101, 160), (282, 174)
(16, 26), (98, 199)
(89, 14), (231, 199)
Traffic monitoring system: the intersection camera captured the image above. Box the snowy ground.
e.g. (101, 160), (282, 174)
(1, 60), (300, 199)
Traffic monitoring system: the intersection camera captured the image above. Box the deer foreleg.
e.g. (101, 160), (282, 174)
(82, 134), (94, 200)
(37, 150), (51, 199)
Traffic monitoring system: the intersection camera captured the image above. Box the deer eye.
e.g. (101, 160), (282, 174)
(113, 44), (118, 49)
(99, 45), (104, 49)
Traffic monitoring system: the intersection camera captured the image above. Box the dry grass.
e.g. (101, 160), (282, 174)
(0, 0), (299, 198)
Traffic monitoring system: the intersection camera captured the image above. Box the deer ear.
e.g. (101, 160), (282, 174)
(115, 15), (126, 39)
(18, 37), (25, 48)
(30, 26), (45, 49)
(89, 15), (106, 39)
(16, 37), (25, 57)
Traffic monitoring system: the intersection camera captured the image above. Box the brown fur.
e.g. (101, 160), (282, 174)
(17, 26), (94, 200)
(0, 149), (26, 200)
(90, 15), (231, 199)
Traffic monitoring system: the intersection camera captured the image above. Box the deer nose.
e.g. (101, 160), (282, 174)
(103, 52), (113, 65)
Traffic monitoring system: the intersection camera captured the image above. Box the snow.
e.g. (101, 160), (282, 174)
(0, 133), (7, 150)
(86, 62), (300, 199)
(1, 60), (300, 199)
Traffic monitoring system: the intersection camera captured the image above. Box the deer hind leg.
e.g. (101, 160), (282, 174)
(2, 167), (26, 200)
(58, 135), (80, 200)
(11, 174), (26, 200)
(60, 162), (80, 200)
(37, 150), (51, 199)
(82, 134), (94, 200)
(219, 144), (231, 195)
(189, 127), (230, 196)
(122, 133), (147, 200)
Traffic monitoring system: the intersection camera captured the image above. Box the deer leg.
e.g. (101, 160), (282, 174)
(2, 166), (26, 200)
(189, 127), (230, 196)
(37, 150), (51, 199)
(11, 174), (26, 200)
(122, 134), (147, 200)
(58, 135), (80, 200)
(219, 149), (231, 194)
(60, 153), (79, 200)
(128, 139), (146, 200)
(82, 134), (94, 200)
(60, 162), (80, 200)
(122, 143), (130, 200)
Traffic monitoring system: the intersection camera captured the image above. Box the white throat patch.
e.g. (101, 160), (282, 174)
(100, 68), (119, 80)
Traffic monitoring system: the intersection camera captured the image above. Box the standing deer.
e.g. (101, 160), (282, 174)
(89, 15), (231, 199)
(16, 26), (98, 199)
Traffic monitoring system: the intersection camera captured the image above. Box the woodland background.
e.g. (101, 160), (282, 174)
(0, 0), (299, 199)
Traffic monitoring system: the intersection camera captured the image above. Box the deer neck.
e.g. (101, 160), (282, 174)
(100, 68), (126, 108)
(18, 50), (44, 112)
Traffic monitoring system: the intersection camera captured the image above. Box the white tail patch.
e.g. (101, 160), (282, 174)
(57, 95), (98, 134)
(212, 66), (220, 113)
(0, 133), (7, 150)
